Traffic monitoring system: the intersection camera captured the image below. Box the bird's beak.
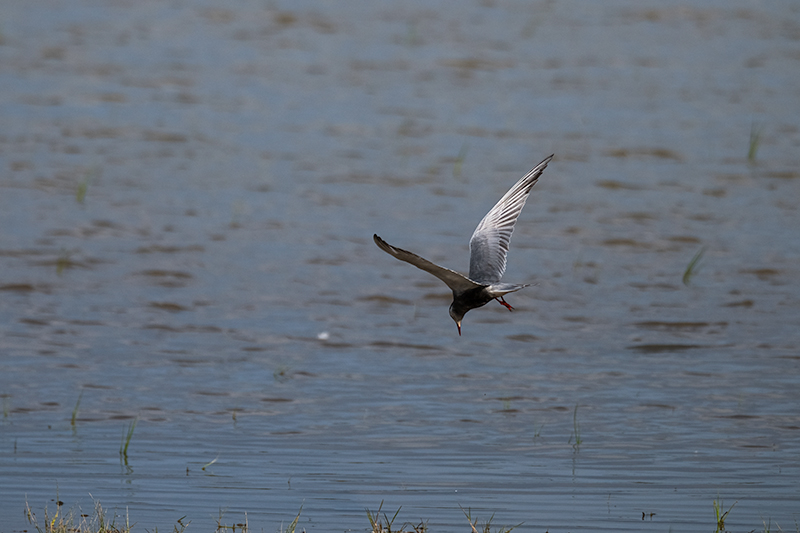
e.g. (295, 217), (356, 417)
(456, 321), (461, 336)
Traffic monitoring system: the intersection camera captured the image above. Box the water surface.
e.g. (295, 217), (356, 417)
(1, 0), (799, 531)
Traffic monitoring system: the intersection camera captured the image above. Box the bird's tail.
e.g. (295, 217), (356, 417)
(485, 283), (530, 298)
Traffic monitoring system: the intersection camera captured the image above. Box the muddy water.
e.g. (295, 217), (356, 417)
(2, 0), (800, 531)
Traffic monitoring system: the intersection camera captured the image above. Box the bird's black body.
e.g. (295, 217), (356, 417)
(449, 286), (493, 320)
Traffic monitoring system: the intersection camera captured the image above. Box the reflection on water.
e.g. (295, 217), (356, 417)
(2, 0), (800, 531)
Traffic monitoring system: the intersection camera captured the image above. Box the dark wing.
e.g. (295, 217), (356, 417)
(468, 154), (552, 283)
(373, 234), (482, 293)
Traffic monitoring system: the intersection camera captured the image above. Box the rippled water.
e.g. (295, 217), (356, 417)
(2, 0), (800, 531)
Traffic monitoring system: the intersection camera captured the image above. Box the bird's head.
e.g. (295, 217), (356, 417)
(449, 303), (467, 336)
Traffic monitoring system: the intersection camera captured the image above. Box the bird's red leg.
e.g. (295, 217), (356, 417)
(496, 297), (514, 311)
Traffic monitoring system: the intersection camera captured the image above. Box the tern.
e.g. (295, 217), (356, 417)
(374, 154), (552, 335)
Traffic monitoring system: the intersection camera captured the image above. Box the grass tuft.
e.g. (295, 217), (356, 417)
(215, 508), (248, 532)
(367, 501), (425, 533)
(682, 247), (706, 286)
(71, 390), (83, 427)
(119, 417), (138, 462)
(460, 505), (521, 533)
(25, 496), (131, 533)
(280, 504), (302, 533)
(713, 496), (737, 533)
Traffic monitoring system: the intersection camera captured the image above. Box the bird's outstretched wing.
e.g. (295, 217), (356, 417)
(468, 154), (553, 284)
(373, 234), (482, 294)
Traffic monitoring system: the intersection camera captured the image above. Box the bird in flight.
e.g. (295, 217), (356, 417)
(374, 154), (553, 335)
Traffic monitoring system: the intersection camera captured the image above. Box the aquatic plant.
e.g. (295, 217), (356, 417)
(461, 505), (521, 533)
(748, 122), (764, 162)
(367, 501), (427, 533)
(25, 496), (131, 533)
(273, 365), (292, 383)
(216, 508), (248, 532)
(713, 496), (737, 533)
(367, 501), (402, 533)
(202, 454), (220, 471)
(119, 416), (138, 461)
(19, 496), (792, 533)
(70, 390), (83, 427)
(568, 403), (582, 450)
(453, 142), (469, 179)
(76, 168), (99, 204)
(56, 250), (72, 276)
(682, 247), (706, 286)
(276, 504), (302, 533)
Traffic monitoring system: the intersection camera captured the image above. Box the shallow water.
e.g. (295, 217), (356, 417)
(1, 0), (800, 531)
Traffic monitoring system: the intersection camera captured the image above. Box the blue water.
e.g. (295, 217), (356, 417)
(1, 0), (799, 531)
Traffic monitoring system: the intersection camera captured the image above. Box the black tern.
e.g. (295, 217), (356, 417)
(374, 154), (553, 335)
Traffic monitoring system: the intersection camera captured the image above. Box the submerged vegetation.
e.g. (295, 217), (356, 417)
(682, 246), (706, 286)
(748, 122), (764, 162)
(119, 416), (138, 463)
(70, 390), (83, 427)
(76, 167), (100, 204)
(568, 403), (583, 450)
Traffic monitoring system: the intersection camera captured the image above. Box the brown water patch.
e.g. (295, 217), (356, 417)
(261, 397), (293, 403)
(61, 126), (125, 139)
(622, 212), (657, 222)
(108, 414), (137, 420)
(0, 283), (50, 293)
(144, 324), (223, 333)
(143, 131), (188, 143)
(171, 358), (206, 366)
(439, 57), (515, 71)
(635, 321), (728, 332)
(603, 238), (652, 248)
(358, 294), (413, 305)
(136, 245), (205, 254)
(307, 254), (348, 265)
(740, 268), (781, 281)
(766, 170), (800, 179)
(723, 299), (754, 308)
(507, 334), (540, 342)
(68, 320), (104, 326)
(627, 343), (706, 353)
(135, 270), (193, 287)
(637, 403), (677, 410)
(370, 341), (442, 351)
(629, 282), (680, 291)
(19, 317), (49, 326)
(606, 147), (683, 161)
(667, 235), (702, 243)
(149, 302), (190, 313)
(595, 179), (644, 191)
